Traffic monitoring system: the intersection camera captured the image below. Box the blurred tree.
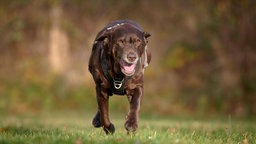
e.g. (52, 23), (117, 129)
(49, 4), (70, 74)
(210, 0), (256, 116)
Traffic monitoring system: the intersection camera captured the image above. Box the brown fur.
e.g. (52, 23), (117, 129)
(88, 20), (151, 134)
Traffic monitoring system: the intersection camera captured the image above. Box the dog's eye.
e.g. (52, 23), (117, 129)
(118, 39), (124, 43)
(136, 39), (141, 43)
(135, 39), (142, 44)
(117, 39), (125, 47)
(134, 39), (141, 47)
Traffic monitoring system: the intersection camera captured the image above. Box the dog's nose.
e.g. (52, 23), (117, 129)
(127, 52), (137, 62)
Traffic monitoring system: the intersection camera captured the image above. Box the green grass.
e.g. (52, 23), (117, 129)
(0, 114), (255, 144)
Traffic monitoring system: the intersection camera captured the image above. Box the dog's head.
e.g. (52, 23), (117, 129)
(96, 22), (150, 76)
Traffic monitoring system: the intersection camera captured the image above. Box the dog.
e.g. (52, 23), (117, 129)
(88, 20), (151, 134)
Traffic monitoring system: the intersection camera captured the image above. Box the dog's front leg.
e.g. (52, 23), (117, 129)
(96, 86), (115, 134)
(125, 87), (143, 134)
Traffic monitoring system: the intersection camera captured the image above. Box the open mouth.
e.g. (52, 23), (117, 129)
(120, 60), (136, 76)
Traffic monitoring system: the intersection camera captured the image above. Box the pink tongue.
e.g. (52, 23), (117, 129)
(123, 64), (135, 73)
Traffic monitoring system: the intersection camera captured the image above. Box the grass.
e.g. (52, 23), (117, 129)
(0, 114), (255, 144)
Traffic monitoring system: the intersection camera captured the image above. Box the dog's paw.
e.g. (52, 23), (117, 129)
(124, 118), (138, 134)
(103, 123), (115, 135)
(92, 112), (102, 128)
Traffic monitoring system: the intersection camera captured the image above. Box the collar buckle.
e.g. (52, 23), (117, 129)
(113, 79), (124, 89)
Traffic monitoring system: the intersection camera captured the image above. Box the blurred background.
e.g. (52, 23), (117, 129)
(0, 0), (255, 118)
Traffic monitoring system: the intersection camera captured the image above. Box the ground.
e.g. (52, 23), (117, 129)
(0, 113), (255, 144)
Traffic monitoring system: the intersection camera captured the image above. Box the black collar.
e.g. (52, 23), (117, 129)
(100, 48), (139, 95)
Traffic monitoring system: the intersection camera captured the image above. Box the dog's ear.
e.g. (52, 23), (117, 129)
(143, 32), (151, 44)
(144, 32), (151, 38)
(95, 30), (110, 46)
(95, 30), (109, 41)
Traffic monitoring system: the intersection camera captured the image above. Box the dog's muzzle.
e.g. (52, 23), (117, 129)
(120, 52), (138, 76)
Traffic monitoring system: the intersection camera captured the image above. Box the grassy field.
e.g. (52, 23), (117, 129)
(0, 114), (255, 144)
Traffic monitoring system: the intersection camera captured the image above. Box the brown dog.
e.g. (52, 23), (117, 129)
(88, 20), (151, 134)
